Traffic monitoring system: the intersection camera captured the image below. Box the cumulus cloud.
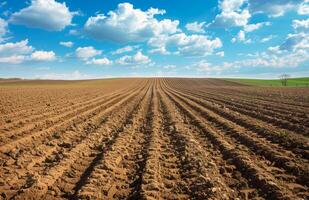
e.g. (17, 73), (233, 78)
(292, 19), (309, 30)
(86, 57), (112, 65)
(212, 0), (303, 28)
(31, 51), (56, 61)
(232, 22), (270, 43)
(84, 3), (179, 43)
(75, 46), (102, 61)
(235, 29), (309, 67)
(298, 1), (309, 15)
(192, 20), (309, 73)
(229, 32), (309, 68)
(0, 39), (56, 64)
(232, 30), (253, 43)
(148, 33), (222, 57)
(240, 50), (309, 68)
(279, 32), (309, 52)
(212, 10), (250, 27)
(60, 41), (74, 47)
(277, 19), (309, 53)
(111, 45), (139, 55)
(248, 0), (303, 17)
(10, 0), (75, 31)
(0, 40), (33, 56)
(0, 39), (32, 64)
(191, 48), (309, 74)
(211, 0), (250, 27)
(116, 51), (151, 65)
(185, 21), (205, 33)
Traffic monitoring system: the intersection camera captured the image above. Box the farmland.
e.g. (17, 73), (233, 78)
(0, 78), (308, 199)
(226, 77), (309, 87)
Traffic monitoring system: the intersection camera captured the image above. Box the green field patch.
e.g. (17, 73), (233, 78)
(225, 77), (309, 87)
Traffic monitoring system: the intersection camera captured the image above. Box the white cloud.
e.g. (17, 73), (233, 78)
(298, 1), (309, 15)
(248, 0), (303, 17)
(111, 45), (138, 55)
(75, 46), (102, 61)
(163, 65), (176, 69)
(0, 55), (26, 64)
(84, 3), (179, 43)
(148, 47), (170, 55)
(185, 21), (205, 33)
(36, 70), (97, 80)
(9, 0), (75, 31)
(261, 35), (274, 43)
(192, 25), (309, 72)
(292, 19), (309, 30)
(0, 39), (33, 56)
(221, 0), (246, 12)
(31, 51), (56, 61)
(211, 0), (250, 27)
(212, 9), (250, 27)
(232, 22), (270, 43)
(60, 41), (74, 47)
(231, 30), (251, 43)
(212, 0), (303, 28)
(148, 33), (222, 57)
(86, 57), (112, 65)
(0, 39), (56, 64)
(191, 48), (309, 74)
(191, 60), (234, 73)
(244, 22), (270, 32)
(0, 18), (7, 41)
(116, 51), (151, 65)
(237, 30), (245, 41)
(276, 20), (309, 52)
(240, 50), (309, 68)
(216, 51), (225, 57)
(279, 32), (309, 52)
(228, 46), (308, 69)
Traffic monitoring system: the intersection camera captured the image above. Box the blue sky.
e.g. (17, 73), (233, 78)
(0, 0), (308, 79)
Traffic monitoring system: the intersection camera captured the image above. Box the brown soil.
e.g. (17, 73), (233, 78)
(0, 78), (308, 200)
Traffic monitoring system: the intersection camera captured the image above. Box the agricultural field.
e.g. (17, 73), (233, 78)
(226, 77), (309, 87)
(0, 78), (308, 200)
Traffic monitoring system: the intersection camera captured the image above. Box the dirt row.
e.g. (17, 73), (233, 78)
(0, 78), (308, 199)
(166, 79), (309, 119)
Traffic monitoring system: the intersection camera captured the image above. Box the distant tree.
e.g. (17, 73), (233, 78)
(279, 74), (290, 86)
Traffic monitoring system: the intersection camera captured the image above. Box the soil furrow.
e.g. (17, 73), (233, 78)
(138, 81), (190, 200)
(75, 81), (153, 199)
(162, 82), (306, 199)
(174, 86), (309, 133)
(0, 85), (141, 147)
(0, 84), (142, 156)
(158, 85), (241, 199)
(8, 82), (150, 199)
(1, 78), (307, 200)
(166, 79), (309, 116)
(163, 83), (309, 185)
(164, 81), (309, 159)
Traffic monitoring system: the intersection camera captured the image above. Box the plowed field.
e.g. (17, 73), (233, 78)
(0, 78), (308, 200)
